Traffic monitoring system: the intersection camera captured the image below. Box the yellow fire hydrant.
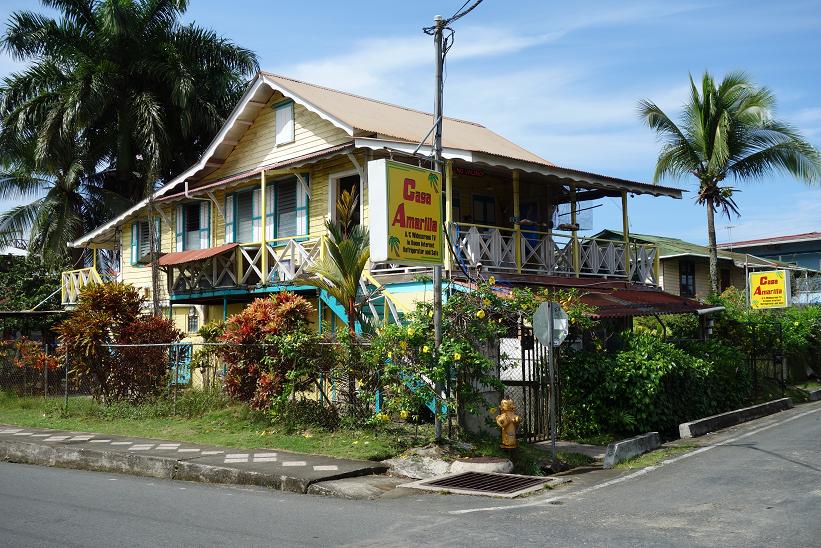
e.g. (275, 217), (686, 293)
(495, 398), (521, 449)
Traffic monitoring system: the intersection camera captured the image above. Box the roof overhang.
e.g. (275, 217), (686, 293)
(354, 137), (683, 199)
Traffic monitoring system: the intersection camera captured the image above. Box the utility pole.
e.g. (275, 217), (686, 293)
(432, 14), (445, 441)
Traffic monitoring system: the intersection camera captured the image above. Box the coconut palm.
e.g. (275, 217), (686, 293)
(0, 131), (127, 262)
(639, 72), (821, 294)
(0, 0), (258, 201)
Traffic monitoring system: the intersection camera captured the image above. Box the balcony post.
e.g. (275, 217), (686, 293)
(570, 184), (580, 277)
(513, 170), (521, 273)
(260, 170), (268, 284)
(444, 159), (453, 273)
(621, 191), (630, 275)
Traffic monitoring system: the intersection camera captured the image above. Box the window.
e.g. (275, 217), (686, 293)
(337, 174), (360, 227)
(175, 202), (210, 251)
(720, 268), (732, 292)
(275, 101), (295, 145)
(187, 307), (199, 333)
(472, 195), (496, 225)
(679, 260), (696, 297)
(225, 189), (260, 243)
(130, 219), (160, 265)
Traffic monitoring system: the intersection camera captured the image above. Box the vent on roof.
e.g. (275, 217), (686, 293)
(402, 472), (553, 498)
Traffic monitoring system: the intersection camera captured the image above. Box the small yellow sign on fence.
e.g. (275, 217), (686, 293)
(368, 159), (443, 265)
(749, 270), (791, 309)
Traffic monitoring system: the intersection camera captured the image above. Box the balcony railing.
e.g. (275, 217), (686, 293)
(167, 238), (325, 294)
(452, 223), (658, 284)
(61, 267), (103, 305)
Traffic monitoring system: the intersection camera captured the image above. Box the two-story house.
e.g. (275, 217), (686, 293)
(63, 72), (696, 338)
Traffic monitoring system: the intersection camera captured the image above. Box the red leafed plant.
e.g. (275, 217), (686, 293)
(13, 337), (58, 371)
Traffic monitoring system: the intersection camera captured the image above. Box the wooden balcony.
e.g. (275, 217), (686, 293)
(452, 223), (659, 284)
(61, 267), (103, 306)
(166, 238), (325, 295)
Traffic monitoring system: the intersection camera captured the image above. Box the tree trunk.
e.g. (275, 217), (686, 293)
(148, 198), (162, 317)
(346, 297), (358, 414)
(706, 196), (719, 295)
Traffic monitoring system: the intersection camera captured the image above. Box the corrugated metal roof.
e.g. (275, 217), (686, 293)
(718, 231), (821, 248)
(158, 243), (238, 267)
(262, 72), (552, 166)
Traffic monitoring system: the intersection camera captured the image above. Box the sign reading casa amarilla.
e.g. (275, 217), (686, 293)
(368, 159), (443, 265)
(749, 270), (791, 309)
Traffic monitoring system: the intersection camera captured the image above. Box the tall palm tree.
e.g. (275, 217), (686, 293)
(0, 131), (127, 263)
(301, 187), (370, 410)
(640, 72), (821, 294)
(0, 0), (259, 200)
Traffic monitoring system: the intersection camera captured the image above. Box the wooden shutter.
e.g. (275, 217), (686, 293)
(252, 188), (262, 242)
(275, 103), (295, 145)
(225, 194), (235, 243)
(199, 201), (210, 249)
(175, 205), (184, 251)
(297, 174), (309, 236)
(265, 184), (276, 241)
(130, 223), (139, 265)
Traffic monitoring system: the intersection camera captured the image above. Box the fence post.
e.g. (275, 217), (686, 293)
(172, 344), (178, 416)
(64, 351), (69, 411)
(44, 345), (48, 398)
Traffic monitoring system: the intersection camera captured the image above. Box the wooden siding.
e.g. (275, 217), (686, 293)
(120, 203), (175, 301)
(202, 92), (350, 183)
(660, 257), (749, 298)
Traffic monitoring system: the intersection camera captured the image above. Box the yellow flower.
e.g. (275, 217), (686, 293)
(489, 407), (497, 415)
(488, 276), (496, 285)
(453, 352), (461, 361)
(407, 327), (415, 336)
(428, 311), (434, 318)
(352, 440), (359, 445)
(387, 351), (393, 359)
(400, 410), (409, 419)
(482, 298), (490, 306)
(400, 341), (407, 349)
(476, 309), (486, 319)
(423, 345), (430, 353)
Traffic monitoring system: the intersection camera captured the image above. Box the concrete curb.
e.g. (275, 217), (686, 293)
(808, 389), (821, 402)
(603, 432), (660, 469)
(679, 398), (793, 439)
(0, 439), (386, 494)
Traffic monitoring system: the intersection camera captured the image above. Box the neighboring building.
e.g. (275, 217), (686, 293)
(63, 72), (708, 346)
(594, 230), (795, 299)
(718, 232), (821, 271)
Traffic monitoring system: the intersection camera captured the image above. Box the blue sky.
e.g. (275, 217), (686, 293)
(1, 0), (819, 245)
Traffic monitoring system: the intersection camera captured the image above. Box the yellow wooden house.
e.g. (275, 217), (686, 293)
(62, 72), (685, 345)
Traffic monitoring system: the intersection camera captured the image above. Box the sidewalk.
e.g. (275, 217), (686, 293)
(0, 424), (388, 495)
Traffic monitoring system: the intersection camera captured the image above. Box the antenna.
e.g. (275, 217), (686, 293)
(724, 225), (737, 250)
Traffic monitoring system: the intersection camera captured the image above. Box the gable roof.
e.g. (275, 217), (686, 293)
(596, 230), (793, 268)
(260, 72), (551, 166)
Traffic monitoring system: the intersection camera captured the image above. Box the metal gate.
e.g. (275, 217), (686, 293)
(170, 343), (192, 385)
(499, 324), (552, 443)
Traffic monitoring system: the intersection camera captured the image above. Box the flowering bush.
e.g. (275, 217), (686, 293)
(218, 293), (335, 408)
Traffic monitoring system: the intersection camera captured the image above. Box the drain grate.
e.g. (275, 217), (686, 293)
(403, 471), (553, 498)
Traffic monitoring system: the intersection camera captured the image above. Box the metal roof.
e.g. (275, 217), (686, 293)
(158, 243), (238, 267)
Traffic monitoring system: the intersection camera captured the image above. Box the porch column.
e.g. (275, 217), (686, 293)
(621, 191), (630, 276)
(513, 170), (521, 273)
(260, 170), (268, 284)
(91, 244), (97, 271)
(570, 184), (580, 277)
(444, 160), (453, 273)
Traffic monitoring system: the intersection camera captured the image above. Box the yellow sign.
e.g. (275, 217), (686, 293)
(368, 159), (443, 265)
(749, 270), (791, 309)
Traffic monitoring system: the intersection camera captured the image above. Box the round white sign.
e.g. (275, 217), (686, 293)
(533, 302), (569, 347)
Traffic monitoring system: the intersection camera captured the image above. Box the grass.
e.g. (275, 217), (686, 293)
(0, 391), (433, 461)
(613, 444), (697, 470)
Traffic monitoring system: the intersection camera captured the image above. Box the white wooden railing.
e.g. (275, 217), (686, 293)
(61, 267), (103, 305)
(452, 223), (658, 284)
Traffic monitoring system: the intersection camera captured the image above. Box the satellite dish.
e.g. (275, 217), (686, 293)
(533, 302), (569, 347)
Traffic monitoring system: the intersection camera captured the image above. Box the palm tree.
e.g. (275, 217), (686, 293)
(301, 187), (370, 410)
(640, 72), (821, 294)
(0, 0), (259, 200)
(0, 131), (127, 263)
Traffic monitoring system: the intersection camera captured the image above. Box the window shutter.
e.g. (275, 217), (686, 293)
(276, 180), (297, 239)
(275, 103), (295, 145)
(175, 205), (184, 252)
(297, 174), (309, 236)
(252, 188), (261, 242)
(225, 194), (235, 243)
(130, 223), (139, 265)
(265, 185), (276, 241)
(199, 201), (210, 249)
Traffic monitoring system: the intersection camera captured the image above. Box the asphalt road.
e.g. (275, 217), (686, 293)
(1, 402), (819, 547)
